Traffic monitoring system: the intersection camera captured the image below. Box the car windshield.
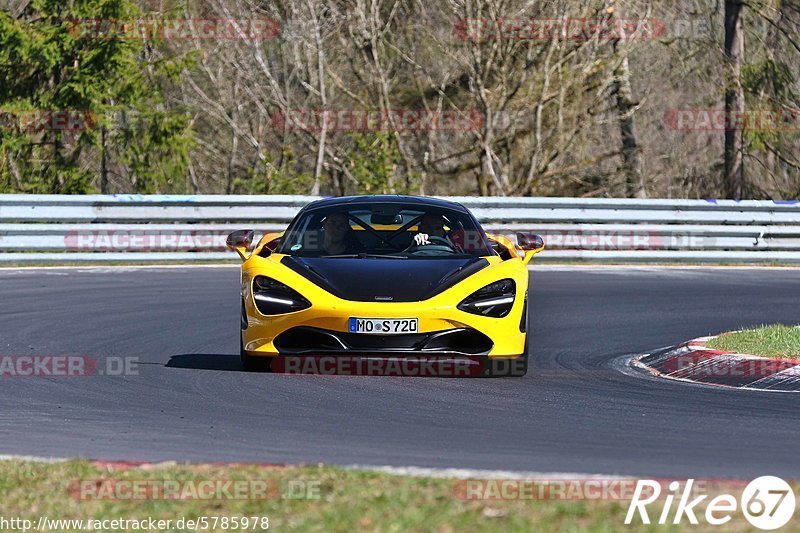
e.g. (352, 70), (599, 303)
(277, 203), (494, 258)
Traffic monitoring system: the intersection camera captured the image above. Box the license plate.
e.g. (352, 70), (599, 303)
(348, 317), (419, 335)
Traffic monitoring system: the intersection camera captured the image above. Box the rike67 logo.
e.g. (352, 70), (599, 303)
(626, 476), (795, 530)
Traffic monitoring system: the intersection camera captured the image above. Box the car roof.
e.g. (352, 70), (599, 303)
(302, 195), (469, 213)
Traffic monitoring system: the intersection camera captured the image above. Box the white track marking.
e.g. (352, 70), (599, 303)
(345, 465), (632, 480)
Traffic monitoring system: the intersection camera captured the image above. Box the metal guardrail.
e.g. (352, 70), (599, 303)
(1, 194), (799, 263)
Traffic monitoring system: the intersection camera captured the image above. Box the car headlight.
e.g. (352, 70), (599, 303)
(252, 276), (311, 315)
(457, 279), (516, 318)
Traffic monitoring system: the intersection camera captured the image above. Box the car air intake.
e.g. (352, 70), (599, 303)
(273, 327), (493, 355)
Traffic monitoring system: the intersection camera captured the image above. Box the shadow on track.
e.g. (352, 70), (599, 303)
(166, 353), (527, 378)
(166, 353), (245, 372)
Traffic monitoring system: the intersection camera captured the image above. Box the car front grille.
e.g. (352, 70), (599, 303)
(273, 326), (493, 355)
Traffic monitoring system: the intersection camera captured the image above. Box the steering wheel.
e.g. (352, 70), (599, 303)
(406, 235), (457, 254)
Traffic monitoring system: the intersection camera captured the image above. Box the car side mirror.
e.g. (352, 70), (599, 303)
(226, 230), (255, 261)
(486, 233), (518, 260)
(516, 233), (545, 264)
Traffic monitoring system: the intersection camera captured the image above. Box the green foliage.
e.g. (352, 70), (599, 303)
(742, 58), (796, 103)
(234, 149), (316, 194)
(346, 132), (410, 194)
(2, 1), (800, 198)
(0, 0), (194, 193)
(234, 132), (417, 196)
(742, 58), (798, 150)
(114, 108), (194, 193)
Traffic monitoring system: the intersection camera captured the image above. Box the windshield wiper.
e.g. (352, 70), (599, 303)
(324, 253), (407, 260)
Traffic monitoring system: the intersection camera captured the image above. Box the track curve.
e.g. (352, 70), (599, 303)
(1, 265), (799, 478)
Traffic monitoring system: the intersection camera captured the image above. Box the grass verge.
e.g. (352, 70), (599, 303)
(0, 460), (783, 532)
(707, 324), (800, 359)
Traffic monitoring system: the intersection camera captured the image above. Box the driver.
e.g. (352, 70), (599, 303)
(411, 214), (448, 247)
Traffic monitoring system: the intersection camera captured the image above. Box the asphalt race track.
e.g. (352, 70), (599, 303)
(1, 266), (799, 479)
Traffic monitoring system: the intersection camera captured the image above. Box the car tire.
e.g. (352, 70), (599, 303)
(483, 326), (530, 377)
(240, 298), (272, 372)
(481, 351), (528, 377)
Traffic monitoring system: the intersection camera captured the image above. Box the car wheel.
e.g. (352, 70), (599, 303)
(481, 352), (528, 377)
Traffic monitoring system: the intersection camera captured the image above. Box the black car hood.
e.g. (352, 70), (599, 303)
(281, 256), (489, 302)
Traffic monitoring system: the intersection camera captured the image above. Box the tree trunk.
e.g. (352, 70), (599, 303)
(606, 0), (644, 198)
(309, 0), (326, 196)
(226, 71), (240, 195)
(100, 123), (108, 193)
(724, 0), (745, 199)
(613, 55), (644, 198)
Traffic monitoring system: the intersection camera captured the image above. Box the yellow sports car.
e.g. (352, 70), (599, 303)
(227, 195), (544, 377)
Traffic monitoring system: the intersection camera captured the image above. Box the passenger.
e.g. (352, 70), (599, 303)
(322, 212), (362, 255)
